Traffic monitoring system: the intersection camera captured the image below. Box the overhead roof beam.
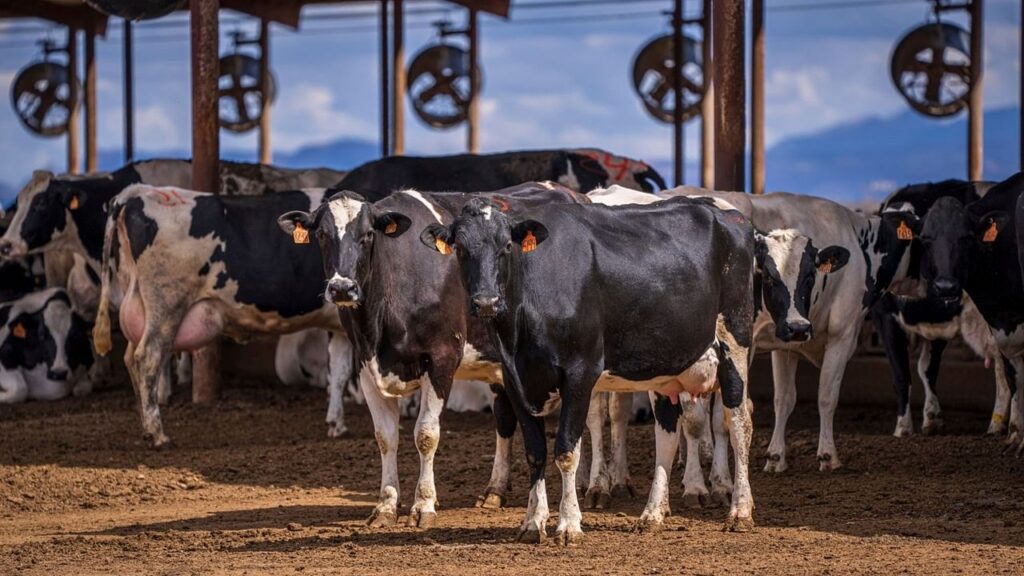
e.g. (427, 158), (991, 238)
(0, 1), (109, 35)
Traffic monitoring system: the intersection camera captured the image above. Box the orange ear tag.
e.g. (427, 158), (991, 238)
(12, 323), (26, 339)
(896, 221), (913, 241)
(384, 221), (398, 235)
(983, 221), (998, 243)
(521, 230), (538, 253)
(292, 222), (310, 244)
(69, 195), (79, 210)
(435, 237), (453, 255)
(818, 261), (832, 274)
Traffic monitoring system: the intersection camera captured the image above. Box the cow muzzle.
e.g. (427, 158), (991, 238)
(0, 239), (17, 259)
(779, 321), (813, 343)
(47, 368), (69, 381)
(930, 277), (961, 303)
(471, 295), (503, 318)
(326, 277), (361, 307)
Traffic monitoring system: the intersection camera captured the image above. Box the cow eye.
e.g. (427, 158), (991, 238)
(504, 240), (513, 253)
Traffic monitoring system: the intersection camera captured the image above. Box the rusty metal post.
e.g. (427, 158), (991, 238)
(392, 0), (406, 155)
(714, 0), (745, 192)
(968, 0), (984, 181)
(467, 7), (480, 153)
(672, 0), (684, 186)
(190, 0), (221, 404)
(751, 0), (764, 194)
(66, 26), (79, 174)
(380, 0), (390, 157)
(1021, 0), (1023, 171)
(259, 18), (272, 164)
(84, 27), (97, 173)
(700, 0), (713, 189)
(123, 19), (134, 163)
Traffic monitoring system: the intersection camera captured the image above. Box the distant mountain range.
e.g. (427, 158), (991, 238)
(3, 106), (1020, 209)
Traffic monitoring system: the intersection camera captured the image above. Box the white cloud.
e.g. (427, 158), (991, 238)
(271, 82), (377, 151)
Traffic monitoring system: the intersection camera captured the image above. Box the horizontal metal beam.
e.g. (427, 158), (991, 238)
(0, 1), (108, 35)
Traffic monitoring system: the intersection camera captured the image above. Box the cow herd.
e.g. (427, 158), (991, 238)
(1, 148), (1022, 544)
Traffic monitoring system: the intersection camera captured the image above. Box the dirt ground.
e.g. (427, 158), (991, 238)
(2, 382), (1023, 576)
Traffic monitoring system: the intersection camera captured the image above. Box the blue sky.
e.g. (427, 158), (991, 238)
(0, 0), (1020, 195)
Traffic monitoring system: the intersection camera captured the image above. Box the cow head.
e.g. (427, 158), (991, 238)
(1, 292), (92, 382)
(0, 171), (84, 259)
(861, 209), (922, 308)
(754, 229), (849, 342)
(420, 198), (548, 318)
(277, 191), (411, 308)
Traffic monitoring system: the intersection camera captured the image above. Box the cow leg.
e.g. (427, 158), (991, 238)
(608, 392), (635, 499)
(583, 392), (611, 509)
(515, 413), (549, 544)
(408, 373), (447, 528)
(637, 392), (679, 532)
(709, 393), (733, 507)
(132, 327), (175, 448)
(718, 330), (754, 532)
(873, 309), (913, 437)
(765, 350), (798, 473)
(987, 355), (1011, 435)
(325, 332), (353, 438)
(359, 365), (402, 528)
(816, 336), (858, 471)
(477, 384), (515, 508)
(553, 379), (593, 546)
(699, 400), (715, 470)
(919, 339), (947, 435)
(1003, 356), (1024, 455)
(0, 368), (29, 403)
(680, 394), (710, 508)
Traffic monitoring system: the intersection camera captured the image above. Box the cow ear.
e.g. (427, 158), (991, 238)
(58, 186), (83, 211)
(278, 210), (314, 244)
(752, 232), (767, 271)
(511, 220), (549, 253)
(373, 212), (412, 238)
(882, 211), (921, 242)
(975, 211), (1011, 243)
(420, 224), (454, 255)
(815, 246), (850, 274)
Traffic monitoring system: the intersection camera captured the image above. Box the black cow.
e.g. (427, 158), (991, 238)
(421, 196), (757, 543)
(334, 149), (666, 201)
(277, 183), (584, 528)
(871, 180), (1009, 437)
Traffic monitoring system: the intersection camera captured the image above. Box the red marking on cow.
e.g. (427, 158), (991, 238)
(575, 149), (648, 181)
(152, 188), (187, 207)
(489, 196), (511, 212)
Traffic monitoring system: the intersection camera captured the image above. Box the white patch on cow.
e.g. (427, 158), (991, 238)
(327, 196), (366, 241)
(275, 329), (329, 387)
(455, 343), (503, 384)
(401, 189), (444, 223)
(883, 201), (915, 214)
(587, 185), (656, 206)
(447, 380), (494, 412)
(596, 343), (719, 397)
(764, 229), (813, 327)
(534, 390), (562, 416)
(42, 297), (72, 377)
(554, 439), (583, 542)
(362, 356), (422, 399)
(481, 205), (493, 220)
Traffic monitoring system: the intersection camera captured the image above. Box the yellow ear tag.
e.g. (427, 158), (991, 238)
(896, 221), (913, 241)
(435, 237), (453, 255)
(818, 261), (832, 274)
(983, 220), (998, 243)
(384, 221), (398, 235)
(521, 230), (538, 253)
(292, 222), (310, 244)
(69, 195), (79, 210)
(12, 323), (26, 339)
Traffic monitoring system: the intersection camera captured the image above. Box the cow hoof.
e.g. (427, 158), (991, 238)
(326, 423), (350, 438)
(475, 490), (506, 509)
(366, 508), (398, 528)
(633, 516), (664, 534)
(985, 422), (1007, 436)
(407, 510), (436, 529)
(763, 453), (788, 474)
(583, 486), (611, 509)
(709, 490), (730, 508)
(611, 482), (636, 500)
(516, 527), (546, 544)
(724, 515), (755, 533)
(892, 421), (913, 438)
(922, 420), (944, 436)
(682, 492), (708, 509)
(143, 433), (172, 449)
(554, 528), (583, 547)
(817, 454), (841, 472)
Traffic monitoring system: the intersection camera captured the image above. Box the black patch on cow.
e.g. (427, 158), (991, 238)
(122, 196), (159, 261)
(198, 262), (210, 276)
(0, 260), (37, 301)
(652, 393), (681, 433)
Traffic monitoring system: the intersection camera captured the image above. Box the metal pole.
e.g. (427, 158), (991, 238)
(1020, 0), (1023, 171)
(379, 0), (390, 158)
(190, 0), (221, 404)
(751, 0), (765, 194)
(392, 0), (406, 155)
(700, 0), (713, 189)
(713, 0), (745, 191)
(673, 0), (684, 187)
(968, 0), (984, 181)
(258, 18), (272, 164)
(85, 28), (97, 173)
(467, 7), (480, 153)
(123, 18), (134, 163)
(66, 26), (79, 174)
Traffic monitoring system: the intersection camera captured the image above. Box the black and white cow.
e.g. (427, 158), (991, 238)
(422, 196), (757, 543)
(277, 183), (586, 527)
(334, 148), (666, 201)
(0, 288), (93, 403)
(872, 180), (1010, 437)
(914, 173), (1024, 455)
(92, 185), (353, 447)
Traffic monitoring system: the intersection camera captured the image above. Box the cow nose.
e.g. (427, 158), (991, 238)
(0, 240), (11, 257)
(327, 278), (360, 306)
(933, 277), (960, 299)
(471, 295), (500, 318)
(48, 368), (69, 381)
(785, 322), (813, 342)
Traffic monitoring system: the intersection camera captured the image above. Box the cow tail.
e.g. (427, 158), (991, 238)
(92, 202), (120, 357)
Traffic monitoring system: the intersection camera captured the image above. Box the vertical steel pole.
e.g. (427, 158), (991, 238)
(392, 0), (406, 155)
(67, 26), (80, 174)
(85, 27), (97, 173)
(751, 0), (765, 194)
(701, 0), (713, 189)
(380, 0), (390, 157)
(467, 7), (480, 153)
(259, 18), (272, 164)
(673, 0), (684, 187)
(713, 0), (745, 191)
(123, 19), (134, 163)
(968, 0), (984, 181)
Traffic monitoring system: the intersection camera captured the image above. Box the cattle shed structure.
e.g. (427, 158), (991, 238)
(0, 0), (1021, 403)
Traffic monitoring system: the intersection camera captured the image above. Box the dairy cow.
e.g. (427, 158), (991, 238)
(422, 196), (757, 543)
(92, 186), (353, 446)
(0, 288), (93, 403)
(277, 183), (586, 527)
(334, 149), (666, 201)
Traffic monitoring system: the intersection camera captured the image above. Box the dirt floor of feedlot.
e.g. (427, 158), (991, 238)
(2, 381), (1024, 576)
